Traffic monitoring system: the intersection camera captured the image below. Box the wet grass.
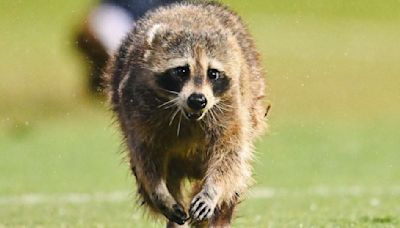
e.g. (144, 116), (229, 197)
(1, 111), (399, 227)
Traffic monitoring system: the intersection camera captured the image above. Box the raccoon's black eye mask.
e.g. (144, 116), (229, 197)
(156, 65), (190, 93)
(208, 69), (231, 97)
(155, 65), (231, 97)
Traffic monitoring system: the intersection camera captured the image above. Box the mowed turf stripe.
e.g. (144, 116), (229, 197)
(1, 186), (400, 205)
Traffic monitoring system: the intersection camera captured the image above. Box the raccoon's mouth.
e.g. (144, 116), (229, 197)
(184, 111), (205, 121)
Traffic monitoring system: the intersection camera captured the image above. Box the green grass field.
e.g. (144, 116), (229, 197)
(1, 0), (400, 227)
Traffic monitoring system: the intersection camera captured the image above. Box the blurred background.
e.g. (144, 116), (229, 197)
(1, 0), (399, 226)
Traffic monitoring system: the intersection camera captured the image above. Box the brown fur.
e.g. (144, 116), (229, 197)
(104, 1), (267, 227)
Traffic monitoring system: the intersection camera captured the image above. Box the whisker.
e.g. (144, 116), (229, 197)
(213, 109), (220, 121)
(158, 97), (179, 108)
(214, 105), (225, 114)
(163, 102), (179, 110)
(218, 103), (234, 109)
(169, 108), (180, 126)
(218, 104), (231, 111)
(177, 111), (182, 136)
(208, 108), (218, 123)
(159, 88), (179, 95)
(213, 109), (229, 130)
(205, 110), (213, 123)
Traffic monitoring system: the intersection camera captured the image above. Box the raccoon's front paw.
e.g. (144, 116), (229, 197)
(167, 203), (189, 225)
(189, 191), (217, 221)
(152, 193), (188, 225)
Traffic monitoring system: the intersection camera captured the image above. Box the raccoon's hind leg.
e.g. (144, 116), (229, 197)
(209, 203), (236, 228)
(167, 221), (189, 228)
(129, 141), (188, 225)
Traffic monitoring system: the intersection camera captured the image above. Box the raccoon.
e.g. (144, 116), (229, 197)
(105, 1), (268, 227)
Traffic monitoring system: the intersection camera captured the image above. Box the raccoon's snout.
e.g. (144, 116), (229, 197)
(187, 93), (207, 111)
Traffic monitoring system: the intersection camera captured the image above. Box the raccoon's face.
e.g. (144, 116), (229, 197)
(156, 63), (230, 121)
(144, 24), (238, 121)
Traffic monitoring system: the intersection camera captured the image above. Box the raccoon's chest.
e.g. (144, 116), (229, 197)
(166, 139), (208, 179)
(164, 130), (206, 155)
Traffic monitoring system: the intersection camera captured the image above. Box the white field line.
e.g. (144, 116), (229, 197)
(0, 191), (130, 206)
(1, 186), (400, 206)
(249, 186), (400, 198)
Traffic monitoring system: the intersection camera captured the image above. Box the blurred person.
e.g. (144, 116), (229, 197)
(75, 0), (182, 93)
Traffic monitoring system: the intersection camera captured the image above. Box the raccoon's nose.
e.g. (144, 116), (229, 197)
(187, 93), (207, 111)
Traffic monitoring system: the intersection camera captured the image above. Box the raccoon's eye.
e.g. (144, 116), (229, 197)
(170, 66), (190, 78)
(208, 69), (221, 80)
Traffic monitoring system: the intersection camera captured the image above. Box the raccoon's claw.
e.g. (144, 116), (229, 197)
(168, 203), (189, 225)
(189, 193), (216, 221)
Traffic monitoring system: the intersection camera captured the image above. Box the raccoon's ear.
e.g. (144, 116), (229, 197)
(146, 23), (168, 46)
